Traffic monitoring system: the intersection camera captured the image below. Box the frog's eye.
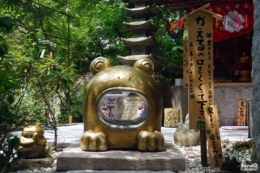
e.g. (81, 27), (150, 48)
(134, 58), (154, 75)
(36, 123), (41, 127)
(90, 57), (112, 75)
(24, 122), (28, 127)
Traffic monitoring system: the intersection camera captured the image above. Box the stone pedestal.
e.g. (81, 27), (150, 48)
(57, 141), (185, 172)
(12, 155), (55, 171)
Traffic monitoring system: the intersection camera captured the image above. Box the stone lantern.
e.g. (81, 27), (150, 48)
(118, 0), (160, 66)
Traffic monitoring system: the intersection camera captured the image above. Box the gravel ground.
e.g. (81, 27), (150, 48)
(176, 139), (252, 173)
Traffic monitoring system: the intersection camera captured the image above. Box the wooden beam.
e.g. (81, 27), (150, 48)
(180, 3), (210, 20)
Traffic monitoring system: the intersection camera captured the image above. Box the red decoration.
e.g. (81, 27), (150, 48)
(212, 2), (254, 42)
(169, 22), (175, 31)
(191, 1), (254, 42)
(178, 20), (184, 30)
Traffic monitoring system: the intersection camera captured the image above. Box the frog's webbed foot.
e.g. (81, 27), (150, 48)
(80, 130), (108, 151)
(137, 130), (165, 152)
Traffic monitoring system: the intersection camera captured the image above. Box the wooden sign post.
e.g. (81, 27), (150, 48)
(204, 105), (223, 168)
(181, 4), (223, 168)
(237, 100), (247, 126)
(180, 3), (221, 130)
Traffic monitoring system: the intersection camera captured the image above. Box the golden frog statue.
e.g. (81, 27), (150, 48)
(19, 123), (50, 159)
(81, 57), (165, 152)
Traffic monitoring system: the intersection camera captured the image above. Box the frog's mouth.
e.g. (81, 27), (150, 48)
(96, 88), (151, 130)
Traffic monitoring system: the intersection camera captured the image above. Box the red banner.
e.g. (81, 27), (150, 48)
(190, 1), (254, 42)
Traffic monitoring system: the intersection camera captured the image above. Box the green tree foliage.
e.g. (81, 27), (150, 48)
(0, 13), (23, 173)
(0, 71), (20, 141)
(151, 5), (187, 85)
(58, 83), (85, 124)
(0, 0), (186, 148)
(78, 1), (186, 85)
(0, 1), (187, 134)
(0, 135), (22, 173)
(0, 69), (23, 173)
(0, 0), (75, 150)
(70, 0), (131, 73)
(0, 16), (13, 56)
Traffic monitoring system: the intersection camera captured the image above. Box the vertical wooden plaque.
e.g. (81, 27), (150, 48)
(204, 105), (223, 168)
(188, 9), (214, 130)
(237, 100), (247, 126)
(183, 40), (189, 88)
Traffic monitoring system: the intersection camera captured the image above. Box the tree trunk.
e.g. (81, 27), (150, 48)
(251, 0), (260, 171)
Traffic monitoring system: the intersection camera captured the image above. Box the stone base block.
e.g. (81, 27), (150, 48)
(12, 155), (55, 171)
(57, 141), (185, 172)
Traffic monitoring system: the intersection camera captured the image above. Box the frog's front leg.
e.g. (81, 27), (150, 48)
(80, 130), (108, 151)
(41, 145), (50, 157)
(137, 130), (165, 152)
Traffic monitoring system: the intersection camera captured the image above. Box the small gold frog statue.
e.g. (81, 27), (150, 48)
(19, 123), (50, 159)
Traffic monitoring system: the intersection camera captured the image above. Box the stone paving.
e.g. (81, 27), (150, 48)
(12, 123), (251, 145)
